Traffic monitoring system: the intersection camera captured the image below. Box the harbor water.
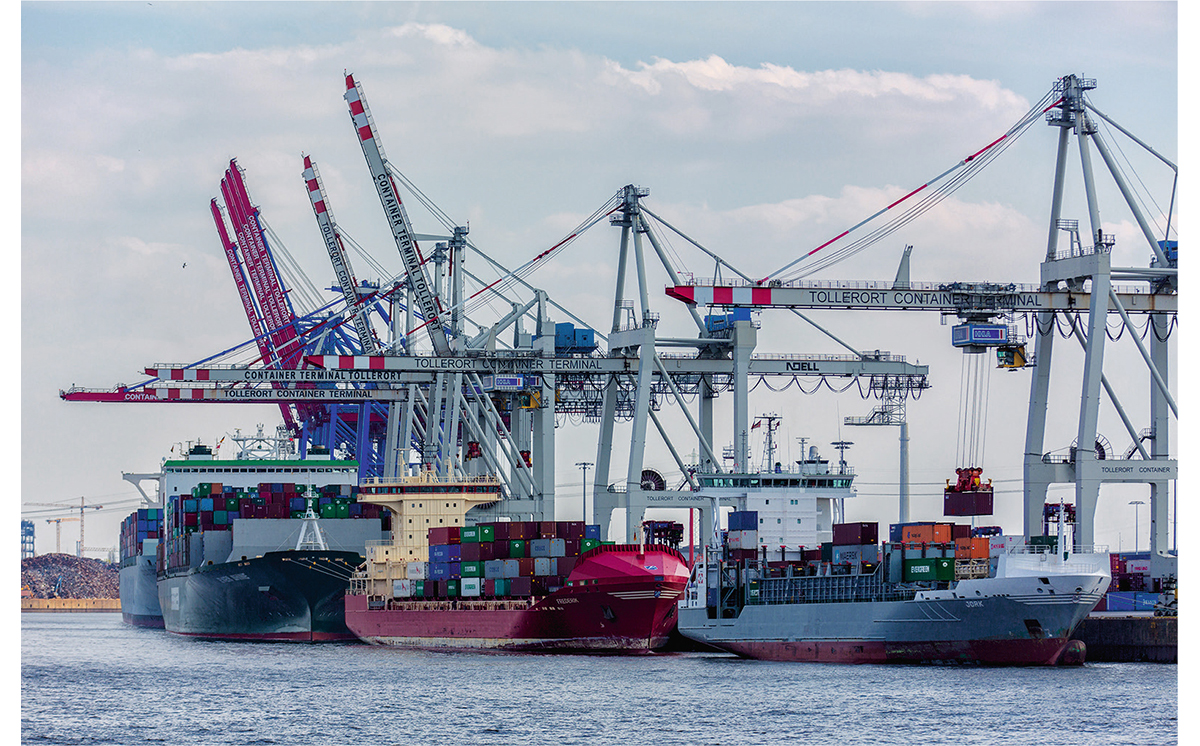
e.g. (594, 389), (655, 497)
(22, 612), (1177, 745)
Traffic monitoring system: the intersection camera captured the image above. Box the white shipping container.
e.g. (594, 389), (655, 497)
(727, 530), (758, 550)
(461, 578), (482, 597)
(550, 538), (566, 557)
(392, 579), (412, 598)
(406, 561), (427, 580)
(989, 535), (1024, 557)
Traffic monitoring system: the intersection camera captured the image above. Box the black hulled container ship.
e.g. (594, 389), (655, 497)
(153, 442), (387, 641)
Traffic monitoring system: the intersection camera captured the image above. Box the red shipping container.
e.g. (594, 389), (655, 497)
(428, 527), (461, 546)
(476, 542), (496, 562)
(560, 521), (584, 540)
(832, 522), (878, 546)
(460, 543), (482, 562)
(563, 538), (580, 557)
(490, 522), (510, 542)
(183, 513), (198, 527)
(556, 557), (578, 576)
(951, 524), (972, 540)
(484, 579), (496, 596)
(539, 521), (558, 539)
(509, 577), (532, 596)
(522, 522), (538, 539)
(517, 557), (535, 577)
(491, 540), (510, 559)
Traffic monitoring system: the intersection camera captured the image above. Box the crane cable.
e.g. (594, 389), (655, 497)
(764, 87), (1060, 283)
(955, 351), (992, 471)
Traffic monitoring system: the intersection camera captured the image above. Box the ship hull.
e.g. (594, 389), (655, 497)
(679, 566), (1108, 665)
(119, 543), (164, 628)
(159, 550), (362, 642)
(347, 545), (689, 652)
(346, 582), (684, 652)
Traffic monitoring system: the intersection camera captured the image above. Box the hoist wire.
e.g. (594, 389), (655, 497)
(767, 87), (1059, 282)
(1091, 110), (1170, 240)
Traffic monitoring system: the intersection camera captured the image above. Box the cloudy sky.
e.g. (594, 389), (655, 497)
(20, 2), (1179, 557)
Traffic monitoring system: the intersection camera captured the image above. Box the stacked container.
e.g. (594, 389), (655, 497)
(413, 521), (600, 599)
(119, 508), (164, 567)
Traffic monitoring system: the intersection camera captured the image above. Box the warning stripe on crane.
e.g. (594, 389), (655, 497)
(665, 285), (774, 306)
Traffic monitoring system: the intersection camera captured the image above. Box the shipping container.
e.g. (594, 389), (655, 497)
(483, 560), (505, 579)
(556, 557), (578, 576)
(581, 538), (601, 553)
(534, 557), (554, 576)
(903, 557), (956, 582)
(502, 559), (521, 578)
(728, 511), (759, 532)
(461, 526), (482, 543)
(530, 539), (552, 557)
(727, 530), (758, 550)
(831, 544), (880, 565)
(550, 538), (566, 557)
(460, 561), (484, 578)
(584, 524), (601, 540)
(406, 562), (426, 580)
(393, 579), (412, 598)
(509, 540), (527, 558)
(489, 522), (510, 542)
(461, 578), (481, 597)
(509, 577), (532, 597)
(832, 522), (878, 546)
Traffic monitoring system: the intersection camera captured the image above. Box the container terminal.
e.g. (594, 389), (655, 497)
(58, 72), (1174, 659)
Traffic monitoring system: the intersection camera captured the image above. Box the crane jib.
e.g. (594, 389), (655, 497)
(372, 173), (441, 327)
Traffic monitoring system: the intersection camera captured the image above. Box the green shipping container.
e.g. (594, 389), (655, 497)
(461, 561), (484, 578)
(904, 558), (955, 581)
(581, 538), (601, 552)
(479, 526), (495, 542)
(290, 511), (306, 519)
(320, 504), (337, 519)
(461, 526), (481, 543)
(414, 580), (425, 596)
(214, 510), (227, 525)
(493, 578), (508, 597)
(509, 540), (527, 558)
(336, 503), (349, 519)
(226, 497), (238, 511)
(746, 580), (760, 602)
(447, 579), (460, 597)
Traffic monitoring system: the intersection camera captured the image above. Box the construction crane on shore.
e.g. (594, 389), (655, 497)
(27, 498), (103, 556)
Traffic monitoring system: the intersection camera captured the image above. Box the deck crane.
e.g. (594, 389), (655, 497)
(344, 73), (452, 357)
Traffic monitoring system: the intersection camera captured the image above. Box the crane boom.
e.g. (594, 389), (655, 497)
(302, 154), (379, 354)
(344, 72), (452, 356)
(211, 196), (298, 432)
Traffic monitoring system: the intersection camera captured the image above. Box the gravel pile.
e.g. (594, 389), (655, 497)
(21, 554), (119, 599)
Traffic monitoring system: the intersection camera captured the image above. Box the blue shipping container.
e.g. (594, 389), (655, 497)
(585, 524), (601, 540)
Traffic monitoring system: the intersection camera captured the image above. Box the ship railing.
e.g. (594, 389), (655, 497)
(751, 563), (920, 605)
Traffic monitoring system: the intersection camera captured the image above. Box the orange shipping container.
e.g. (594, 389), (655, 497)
(902, 525), (934, 544)
(971, 537), (990, 558)
(955, 538), (974, 558)
(932, 524), (952, 543)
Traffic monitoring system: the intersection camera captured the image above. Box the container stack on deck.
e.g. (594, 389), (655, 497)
(392, 521), (606, 600)
(157, 481), (389, 573)
(119, 509), (164, 568)
(721, 515), (1032, 586)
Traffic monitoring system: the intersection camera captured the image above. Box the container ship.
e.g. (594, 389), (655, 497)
(118, 508), (165, 627)
(345, 471), (690, 651)
(120, 436), (389, 640)
(678, 514), (1110, 665)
